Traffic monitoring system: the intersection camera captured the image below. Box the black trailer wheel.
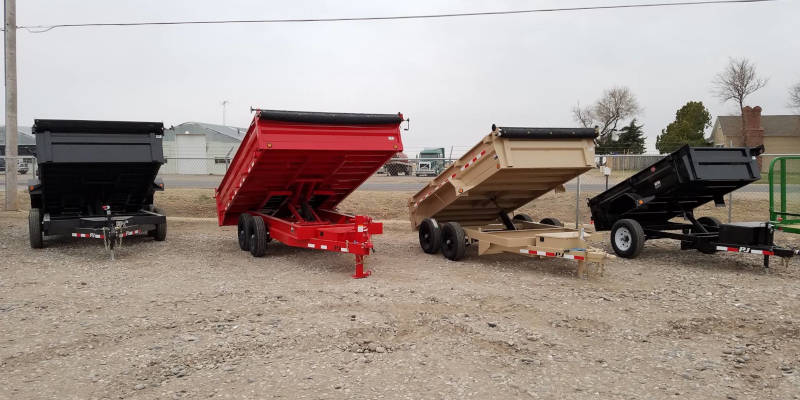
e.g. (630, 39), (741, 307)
(610, 219), (645, 258)
(513, 213), (533, 222)
(150, 207), (167, 241)
(29, 208), (43, 249)
(441, 222), (466, 261)
(540, 217), (564, 227)
(387, 165), (399, 176)
(238, 213), (253, 251)
(248, 216), (268, 257)
(419, 218), (442, 254)
(697, 216), (722, 232)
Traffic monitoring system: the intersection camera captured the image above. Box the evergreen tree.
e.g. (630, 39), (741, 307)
(595, 119), (646, 154)
(656, 101), (712, 154)
(615, 119), (646, 154)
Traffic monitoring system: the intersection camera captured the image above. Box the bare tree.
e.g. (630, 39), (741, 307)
(572, 86), (642, 141)
(713, 57), (768, 112)
(790, 81), (800, 113)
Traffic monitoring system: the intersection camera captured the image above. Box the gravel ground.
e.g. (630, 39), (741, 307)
(2, 190), (800, 400)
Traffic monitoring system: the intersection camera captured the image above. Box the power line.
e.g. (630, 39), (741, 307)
(15, 0), (777, 33)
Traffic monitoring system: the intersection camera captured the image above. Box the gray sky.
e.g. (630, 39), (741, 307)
(3, 0), (799, 154)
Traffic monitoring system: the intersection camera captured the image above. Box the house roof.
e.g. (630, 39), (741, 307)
(716, 115), (800, 137)
(164, 122), (245, 143)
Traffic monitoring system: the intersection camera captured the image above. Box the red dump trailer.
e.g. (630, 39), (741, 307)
(215, 109), (405, 278)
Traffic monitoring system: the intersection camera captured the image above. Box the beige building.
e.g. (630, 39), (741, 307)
(711, 106), (800, 150)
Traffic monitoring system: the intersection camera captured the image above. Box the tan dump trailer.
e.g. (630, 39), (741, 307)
(408, 125), (610, 277)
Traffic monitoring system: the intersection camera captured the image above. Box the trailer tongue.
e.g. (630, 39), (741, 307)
(27, 119), (168, 259)
(588, 145), (798, 269)
(215, 109), (405, 278)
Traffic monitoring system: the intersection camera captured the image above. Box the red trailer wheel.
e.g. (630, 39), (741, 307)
(248, 217), (268, 257)
(237, 213), (253, 251)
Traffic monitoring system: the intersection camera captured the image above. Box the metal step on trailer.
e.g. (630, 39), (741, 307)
(409, 124), (611, 278)
(588, 145), (798, 269)
(215, 109), (406, 278)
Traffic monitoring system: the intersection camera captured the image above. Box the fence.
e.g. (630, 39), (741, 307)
(378, 158), (458, 176)
(0, 155), (38, 177)
(597, 154), (664, 174)
(160, 157), (231, 175)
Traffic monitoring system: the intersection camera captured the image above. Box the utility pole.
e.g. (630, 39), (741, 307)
(4, 0), (18, 211)
(221, 100), (229, 126)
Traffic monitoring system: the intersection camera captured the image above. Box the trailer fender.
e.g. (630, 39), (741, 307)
(27, 178), (43, 209)
(153, 177), (165, 191)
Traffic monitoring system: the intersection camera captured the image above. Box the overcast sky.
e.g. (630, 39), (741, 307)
(2, 0), (799, 154)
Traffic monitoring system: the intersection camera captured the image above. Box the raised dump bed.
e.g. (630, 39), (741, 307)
(409, 125), (609, 277)
(588, 145), (798, 269)
(28, 119), (167, 258)
(216, 109), (405, 278)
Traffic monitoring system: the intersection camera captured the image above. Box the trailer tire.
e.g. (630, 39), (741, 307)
(610, 219), (645, 258)
(150, 207), (167, 241)
(248, 217), (268, 257)
(419, 218), (442, 254)
(540, 217), (564, 227)
(29, 208), (44, 249)
(513, 213), (533, 222)
(237, 213), (253, 251)
(441, 222), (466, 261)
(697, 216), (722, 232)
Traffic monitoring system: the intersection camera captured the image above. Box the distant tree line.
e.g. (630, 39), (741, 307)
(573, 56), (800, 155)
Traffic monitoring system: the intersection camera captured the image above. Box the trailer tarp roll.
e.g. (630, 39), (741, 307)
(33, 119), (163, 135)
(257, 109), (403, 125)
(497, 126), (598, 139)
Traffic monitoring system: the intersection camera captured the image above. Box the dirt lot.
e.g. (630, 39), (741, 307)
(2, 189), (800, 399)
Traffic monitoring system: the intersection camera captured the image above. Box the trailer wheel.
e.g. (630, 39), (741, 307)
(610, 219), (645, 258)
(441, 222), (466, 261)
(540, 217), (564, 227)
(29, 208), (44, 249)
(512, 213), (533, 222)
(419, 218), (442, 254)
(697, 216), (722, 232)
(237, 213), (253, 251)
(150, 207), (167, 241)
(248, 217), (268, 257)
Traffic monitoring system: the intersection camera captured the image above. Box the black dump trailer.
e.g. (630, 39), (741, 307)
(27, 119), (167, 258)
(588, 145), (798, 269)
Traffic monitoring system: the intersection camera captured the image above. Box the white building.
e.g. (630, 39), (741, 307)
(162, 122), (245, 175)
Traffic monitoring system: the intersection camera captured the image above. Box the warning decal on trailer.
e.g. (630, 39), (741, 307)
(715, 246), (774, 256)
(519, 249), (585, 261)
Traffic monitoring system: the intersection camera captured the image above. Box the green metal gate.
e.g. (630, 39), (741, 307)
(769, 156), (800, 234)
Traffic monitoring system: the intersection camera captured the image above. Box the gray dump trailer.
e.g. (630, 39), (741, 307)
(27, 119), (167, 258)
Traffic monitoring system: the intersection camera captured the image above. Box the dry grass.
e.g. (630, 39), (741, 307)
(0, 188), (777, 224)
